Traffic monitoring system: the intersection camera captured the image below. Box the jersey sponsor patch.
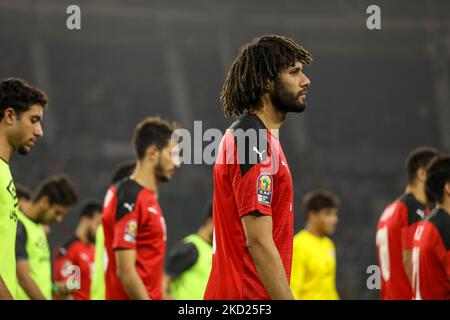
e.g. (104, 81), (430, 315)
(124, 219), (137, 243)
(257, 173), (273, 206)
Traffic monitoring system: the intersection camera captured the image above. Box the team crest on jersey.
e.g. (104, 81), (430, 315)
(124, 219), (137, 243)
(257, 173), (273, 206)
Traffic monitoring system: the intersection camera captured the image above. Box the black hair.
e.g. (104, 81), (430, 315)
(0, 78), (47, 119)
(303, 190), (340, 219)
(34, 174), (78, 207)
(79, 201), (102, 219)
(221, 35), (312, 117)
(406, 146), (440, 183)
(133, 116), (179, 160)
(425, 156), (450, 204)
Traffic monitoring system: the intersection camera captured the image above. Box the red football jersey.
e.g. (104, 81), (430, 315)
(411, 208), (450, 300)
(376, 194), (428, 300)
(102, 178), (167, 300)
(54, 236), (95, 300)
(204, 114), (294, 300)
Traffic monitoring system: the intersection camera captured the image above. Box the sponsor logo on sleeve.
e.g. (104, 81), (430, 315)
(124, 219), (137, 243)
(257, 173), (273, 206)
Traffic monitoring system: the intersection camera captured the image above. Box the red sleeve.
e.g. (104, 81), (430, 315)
(113, 202), (139, 250)
(230, 147), (275, 218)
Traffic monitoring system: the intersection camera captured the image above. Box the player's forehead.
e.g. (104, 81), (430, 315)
(290, 61), (303, 70)
(23, 104), (44, 118)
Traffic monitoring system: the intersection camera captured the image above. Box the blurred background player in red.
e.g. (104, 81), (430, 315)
(90, 160), (136, 300)
(411, 156), (450, 300)
(204, 35), (312, 300)
(102, 117), (180, 300)
(290, 190), (340, 300)
(15, 175), (79, 300)
(376, 147), (440, 299)
(54, 201), (102, 300)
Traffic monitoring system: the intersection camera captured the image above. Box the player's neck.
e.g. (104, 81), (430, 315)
(437, 198), (450, 216)
(197, 227), (212, 245)
(131, 161), (158, 193)
(0, 131), (13, 163)
(305, 223), (325, 238)
(253, 96), (286, 131)
(405, 184), (427, 206)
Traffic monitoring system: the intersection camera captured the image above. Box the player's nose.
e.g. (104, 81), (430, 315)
(34, 123), (44, 137)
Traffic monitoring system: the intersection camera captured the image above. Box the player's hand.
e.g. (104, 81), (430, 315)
(163, 292), (173, 300)
(54, 281), (75, 297)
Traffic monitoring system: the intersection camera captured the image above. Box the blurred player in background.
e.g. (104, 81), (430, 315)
(290, 190), (340, 300)
(15, 175), (78, 300)
(164, 201), (213, 300)
(90, 160), (136, 300)
(0, 78), (47, 299)
(204, 35), (312, 300)
(54, 201), (102, 300)
(16, 184), (33, 213)
(376, 147), (440, 299)
(411, 156), (450, 300)
(103, 117), (180, 300)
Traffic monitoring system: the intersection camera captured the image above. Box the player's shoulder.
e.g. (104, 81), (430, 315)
(425, 208), (450, 250)
(228, 114), (271, 176)
(115, 178), (149, 220)
(115, 178), (144, 204)
(229, 114), (267, 131)
(294, 230), (313, 246)
(0, 158), (11, 177)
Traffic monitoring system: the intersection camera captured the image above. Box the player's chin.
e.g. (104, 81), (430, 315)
(291, 103), (306, 113)
(17, 145), (31, 155)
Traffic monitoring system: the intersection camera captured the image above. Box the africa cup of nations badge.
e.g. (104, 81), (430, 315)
(124, 219), (137, 243)
(257, 173), (273, 206)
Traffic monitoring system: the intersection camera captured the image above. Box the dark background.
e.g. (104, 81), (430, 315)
(1, 0), (449, 299)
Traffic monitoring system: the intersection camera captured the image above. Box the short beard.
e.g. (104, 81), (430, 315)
(270, 78), (306, 113)
(17, 145), (29, 155)
(154, 159), (170, 183)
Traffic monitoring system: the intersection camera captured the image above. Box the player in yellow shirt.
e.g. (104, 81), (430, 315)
(291, 190), (340, 300)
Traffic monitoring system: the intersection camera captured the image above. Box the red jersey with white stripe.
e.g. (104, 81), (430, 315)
(102, 178), (167, 300)
(204, 114), (294, 300)
(411, 208), (450, 300)
(376, 193), (428, 299)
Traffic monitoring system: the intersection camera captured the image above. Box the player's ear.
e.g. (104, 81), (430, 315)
(417, 167), (427, 183)
(445, 182), (450, 197)
(2, 107), (17, 125)
(146, 145), (160, 162)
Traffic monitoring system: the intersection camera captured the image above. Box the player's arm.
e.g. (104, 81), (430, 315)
(164, 242), (199, 299)
(242, 211), (294, 300)
(53, 252), (75, 299)
(115, 249), (149, 300)
(15, 220), (47, 300)
(16, 260), (47, 300)
(0, 276), (13, 299)
(290, 238), (306, 300)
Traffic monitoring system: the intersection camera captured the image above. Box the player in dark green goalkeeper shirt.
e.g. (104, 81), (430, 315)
(0, 78), (47, 299)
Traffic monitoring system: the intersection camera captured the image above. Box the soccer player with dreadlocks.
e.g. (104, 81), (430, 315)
(204, 35), (312, 300)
